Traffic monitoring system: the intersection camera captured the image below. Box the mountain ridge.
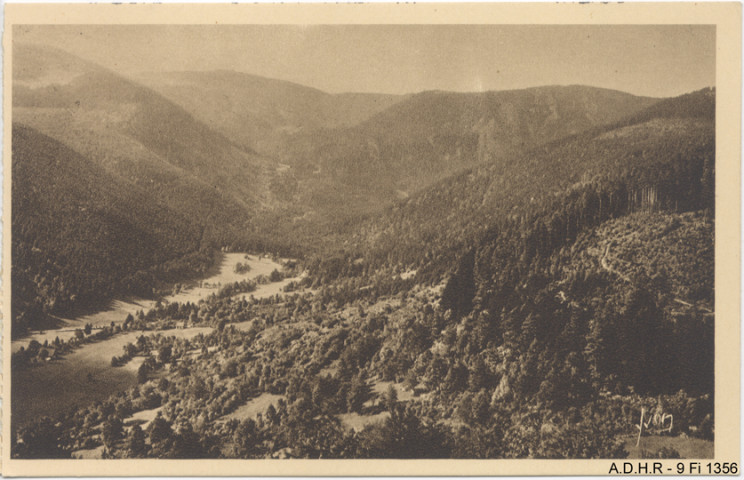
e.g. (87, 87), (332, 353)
(13, 43), (273, 223)
(310, 87), (714, 284)
(132, 69), (406, 155)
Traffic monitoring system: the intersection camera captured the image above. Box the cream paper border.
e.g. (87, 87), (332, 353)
(1, 2), (740, 476)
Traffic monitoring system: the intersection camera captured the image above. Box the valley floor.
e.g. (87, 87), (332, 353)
(12, 253), (309, 431)
(11, 253), (300, 353)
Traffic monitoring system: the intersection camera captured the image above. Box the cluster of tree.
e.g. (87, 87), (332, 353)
(13, 321), (121, 369)
(233, 262), (252, 275)
(213, 279), (257, 300)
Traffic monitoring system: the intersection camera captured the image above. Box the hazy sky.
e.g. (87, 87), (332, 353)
(15, 25), (715, 97)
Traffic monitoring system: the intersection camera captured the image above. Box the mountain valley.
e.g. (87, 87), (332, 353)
(11, 42), (716, 460)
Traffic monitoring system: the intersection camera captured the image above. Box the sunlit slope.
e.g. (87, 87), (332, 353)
(13, 43), (270, 232)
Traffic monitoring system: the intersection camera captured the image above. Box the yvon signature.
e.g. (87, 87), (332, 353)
(635, 407), (673, 446)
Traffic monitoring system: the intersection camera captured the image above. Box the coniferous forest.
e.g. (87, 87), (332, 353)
(10, 28), (716, 461)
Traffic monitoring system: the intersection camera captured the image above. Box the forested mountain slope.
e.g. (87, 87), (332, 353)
(11, 125), (216, 336)
(304, 87), (715, 403)
(247, 86), (661, 248)
(329, 88), (714, 280)
(14, 44), (663, 253)
(298, 86), (659, 197)
(14, 44), (271, 232)
(281, 89), (714, 457)
(11, 44), (286, 337)
(133, 73), (660, 238)
(134, 70), (404, 155)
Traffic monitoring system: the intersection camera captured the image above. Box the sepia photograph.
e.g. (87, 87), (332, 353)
(2, 2), (741, 476)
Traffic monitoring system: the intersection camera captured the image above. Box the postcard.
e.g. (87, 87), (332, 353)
(2, 2), (741, 476)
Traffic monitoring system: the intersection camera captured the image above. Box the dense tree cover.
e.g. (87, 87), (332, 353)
(304, 88), (713, 287)
(11, 125), (231, 337)
(13, 220), (714, 459)
(292, 86), (657, 202)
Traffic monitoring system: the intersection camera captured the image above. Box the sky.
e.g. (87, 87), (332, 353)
(14, 24), (715, 98)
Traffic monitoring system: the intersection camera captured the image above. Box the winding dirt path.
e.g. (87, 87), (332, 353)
(599, 244), (632, 283)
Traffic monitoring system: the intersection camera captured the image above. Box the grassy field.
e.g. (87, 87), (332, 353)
(11, 298), (155, 354)
(13, 332), (143, 430)
(12, 252), (265, 352)
(71, 445), (104, 459)
(126, 406), (163, 430)
(12, 327), (212, 431)
(338, 411), (390, 431)
(372, 380), (415, 402)
(170, 253), (293, 304)
(623, 434), (714, 459)
(220, 393), (285, 422)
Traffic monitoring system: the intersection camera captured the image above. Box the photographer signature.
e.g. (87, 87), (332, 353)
(635, 407), (673, 446)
